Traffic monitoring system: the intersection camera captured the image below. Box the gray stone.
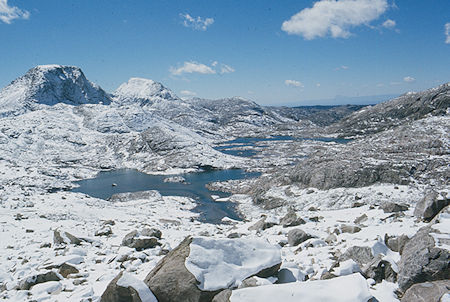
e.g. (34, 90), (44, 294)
(381, 202), (409, 213)
(141, 228), (162, 239)
(354, 214), (368, 224)
(325, 234), (337, 245)
(401, 280), (450, 302)
(95, 226), (112, 237)
(100, 272), (143, 302)
(212, 289), (232, 302)
(414, 191), (450, 222)
(53, 229), (82, 245)
(18, 271), (61, 290)
(362, 255), (397, 283)
(384, 234), (409, 254)
(122, 230), (161, 251)
(398, 227), (450, 292)
(280, 209), (306, 227)
(287, 229), (311, 246)
(340, 246), (374, 267)
(248, 217), (276, 231)
(340, 225), (362, 234)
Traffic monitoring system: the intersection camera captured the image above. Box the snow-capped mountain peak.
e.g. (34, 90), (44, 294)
(113, 77), (179, 106)
(0, 65), (111, 117)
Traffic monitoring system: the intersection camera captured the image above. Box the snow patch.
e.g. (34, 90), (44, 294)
(185, 237), (281, 291)
(116, 273), (157, 302)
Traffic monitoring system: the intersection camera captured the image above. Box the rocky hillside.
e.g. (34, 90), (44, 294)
(270, 104), (366, 126)
(250, 83), (449, 208)
(331, 83), (450, 137)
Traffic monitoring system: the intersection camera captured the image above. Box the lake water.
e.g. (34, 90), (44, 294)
(72, 168), (260, 223)
(214, 135), (351, 157)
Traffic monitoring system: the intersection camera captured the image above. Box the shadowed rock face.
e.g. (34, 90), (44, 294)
(398, 227), (450, 292)
(100, 272), (143, 302)
(144, 237), (219, 302)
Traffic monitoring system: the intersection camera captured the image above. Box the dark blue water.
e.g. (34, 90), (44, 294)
(214, 135), (351, 157)
(72, 169), (260, 223)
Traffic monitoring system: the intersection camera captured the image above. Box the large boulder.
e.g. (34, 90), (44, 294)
(362, 255), (397, 283)
(380, 202), (409, 213)
(414, 191), (449, 222)
(100, 272), (157, 302)
(398, 226), (449, 291)
(401, 280), (450, 302)
(144, 236), (281, 302)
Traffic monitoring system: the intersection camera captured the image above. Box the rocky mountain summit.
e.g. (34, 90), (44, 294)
(0, 65), (111, 117)
(0, 65), (448, 301)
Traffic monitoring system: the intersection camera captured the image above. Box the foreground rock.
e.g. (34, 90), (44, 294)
(142, 237), (281, 302)
(401, 280), (450, 302)
(100, 271), (157, 302)
(398, 226), (449, 291)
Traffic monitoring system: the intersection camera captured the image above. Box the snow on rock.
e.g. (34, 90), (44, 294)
(229, 273), (372, 302)
(185, 237), (281, 291)
(114, 77), (179, 105)
(116, 273), (158, 302)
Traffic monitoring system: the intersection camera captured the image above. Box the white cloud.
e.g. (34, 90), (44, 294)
(281, 0), (388, 40)
(335, 65), (349, 71)
(220, 64), (235, 74)
(180, 90), (197, 97)
(170, 61), (235, 76)
(445, 23), (450, 44)
(403, 76), (415, 83)
(170, 61), (216, 76)
(285, 80), (304, 87)
(180, 13), (214, 31)
(0, 0), (29, 24)
(316, 83), (321, 87)
(382, 19), (396, 29)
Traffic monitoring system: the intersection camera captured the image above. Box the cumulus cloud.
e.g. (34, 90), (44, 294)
(170, 61), (235, 76)
(403, 76), (415, 83)
(170, 61), (216, 76)
(180, 13), (214, 31)
(281, 0), (388, 39)
(0, 0), (29, 24)
(180, 90), (197, 97)
(285, 80), (304, 87)
(382, 19), (396, 29)
(445, 23), (450, 44)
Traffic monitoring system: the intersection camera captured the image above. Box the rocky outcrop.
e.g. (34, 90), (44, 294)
(339, 246), (374, 268)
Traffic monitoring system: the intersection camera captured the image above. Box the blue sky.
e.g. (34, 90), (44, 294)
(0, 0), (449, 105)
